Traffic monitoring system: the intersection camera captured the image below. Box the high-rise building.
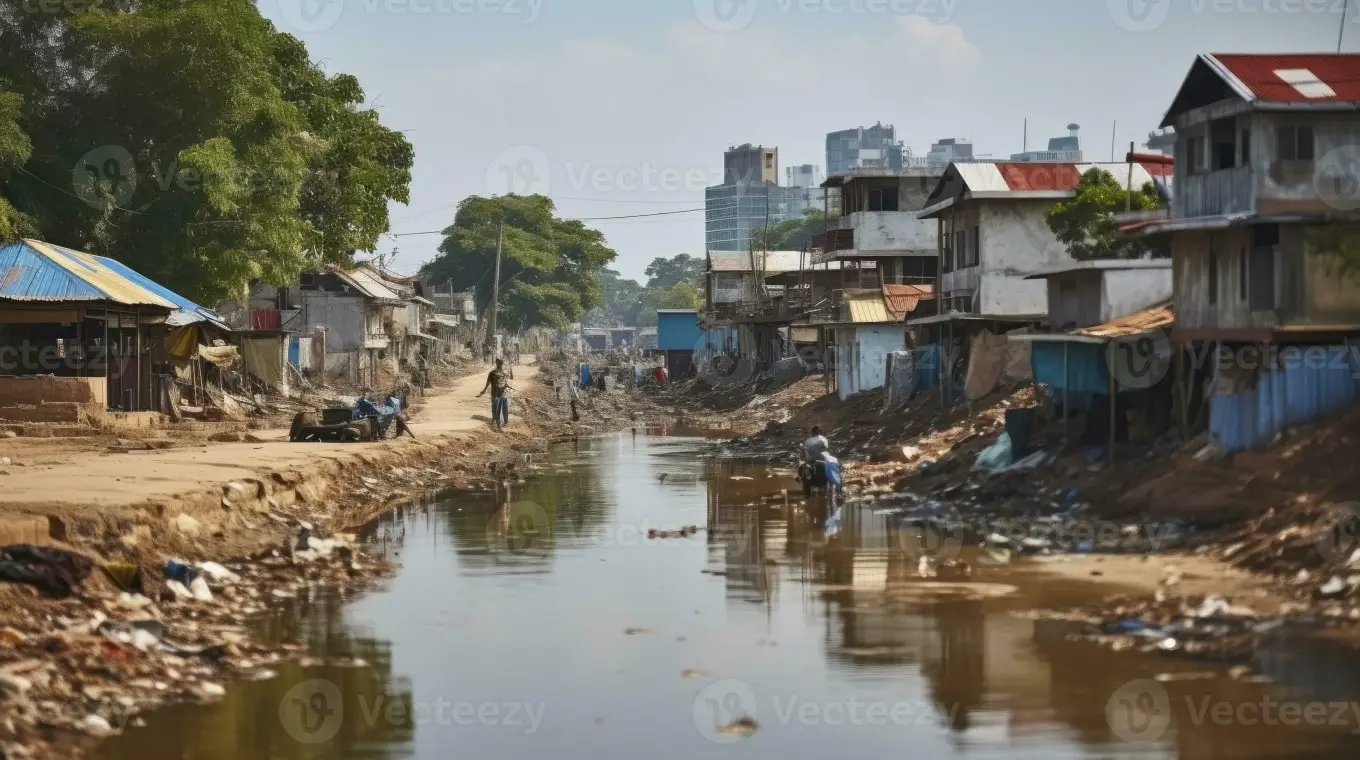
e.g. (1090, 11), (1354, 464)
(706, 144), (799, 252)
(925, 138), (975, 167)
(825, 124), (904, 175)
(724, 144), (779, 185)
(785, 164), (822, 188)
(1011, 123), (1083, 162)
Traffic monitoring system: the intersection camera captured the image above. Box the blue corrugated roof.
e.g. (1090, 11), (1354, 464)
(0, 241), (110, 302)
(90, 253), (228, 329)
(0, 240), (225, 328)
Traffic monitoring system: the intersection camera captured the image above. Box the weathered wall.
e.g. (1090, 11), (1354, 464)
(977, 201), (1072, 317)
(835, 325), (905, 400)
(1046, 272), (1103, 329)
(299, 291), (364, 351)
(0, 376), (104, 406)
(1102, 268), (1172, 321)
(844, 211), (937, 254)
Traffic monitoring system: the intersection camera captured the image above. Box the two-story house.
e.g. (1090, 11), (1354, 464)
(1126, 53), (1360, 453)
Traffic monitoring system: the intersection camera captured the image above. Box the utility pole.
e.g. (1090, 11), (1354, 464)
(489, 217), (504, 344)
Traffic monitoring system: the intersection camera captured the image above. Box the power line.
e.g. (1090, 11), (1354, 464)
(390, 206), (704, 237)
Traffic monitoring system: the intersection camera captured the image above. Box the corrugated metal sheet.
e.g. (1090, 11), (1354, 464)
(845, 293), (891, 324)
(90, 253), (228, 329)
(1073, 301), (1174, 340)
(1210, 53), (1360, 104)
(882, 284), (933, 320)
(938, 162), (1170, 200)
(1210, 347), (1357, 454)
(337, 265), (403, 302)
(0, 240), (175, 308)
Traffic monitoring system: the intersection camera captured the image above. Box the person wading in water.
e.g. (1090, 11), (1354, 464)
(478, 358), (513, 431)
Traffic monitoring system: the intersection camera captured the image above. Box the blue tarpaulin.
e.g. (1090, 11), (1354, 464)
(1031, 342), (1110, 397)
(914, 344), (940, 390)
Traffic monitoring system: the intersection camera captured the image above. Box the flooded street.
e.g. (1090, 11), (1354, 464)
(98, 433), (1360, 760)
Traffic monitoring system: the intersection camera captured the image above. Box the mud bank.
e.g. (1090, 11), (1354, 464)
(0, 360), (670, 759)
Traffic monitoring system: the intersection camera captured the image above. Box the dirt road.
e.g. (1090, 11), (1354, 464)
(0, 362), (539, 514)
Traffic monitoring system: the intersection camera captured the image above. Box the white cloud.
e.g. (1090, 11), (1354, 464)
(896, 14), (982, 67)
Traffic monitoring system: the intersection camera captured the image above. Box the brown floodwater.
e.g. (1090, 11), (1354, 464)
(96, 432), (1360, 759)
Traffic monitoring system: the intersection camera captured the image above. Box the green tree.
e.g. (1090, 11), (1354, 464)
(1046, 169), (1167, 260)
(750, 209), (833, 252)
(643, 252), (703, 289)
(587, 268), (645, 327)
(636, 280), (703, 327)
(0, 89), (34, 240)
(420, 194), (617, 332)
(0, 0), (412, 301)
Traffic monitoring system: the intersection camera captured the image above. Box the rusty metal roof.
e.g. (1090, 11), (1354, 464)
(882, 284), (934, 320)
(0, 239), (177, 309)
(1072, 301), (1174, 340)
(337, 264), (404, 302)
(921, 161), (1173, 217)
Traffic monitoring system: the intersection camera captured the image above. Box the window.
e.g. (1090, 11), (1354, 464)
(764, 154), (774, 169)
(867, 187), (899, 212)
(955, 231), (965, 270)
(1240, 127), (1251, 167)
(1249, 224), (1279, 311)
(1211, 117), (1238, 170)
(970, 225), (981, 266)
(1207, 245), (1218, 306)
(941, 225), (953, 273)
(1277, 125), (1315, 161)
(1185, 134), (1206, 175)
(1239, 247), (1248, 301)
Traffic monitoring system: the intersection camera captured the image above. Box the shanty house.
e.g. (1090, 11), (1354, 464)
(0, 239), (229, 425)
(814, 167), (944, 287)
(1023, 260), (1173, 332)
(1133, 52), (1360, 452)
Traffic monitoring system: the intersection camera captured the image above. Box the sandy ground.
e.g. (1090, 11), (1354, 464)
(0, 363), (534, 513)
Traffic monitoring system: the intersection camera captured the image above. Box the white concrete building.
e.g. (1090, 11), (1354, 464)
(915, 160), (1174, 323)
(1023, 260), (1172, 330)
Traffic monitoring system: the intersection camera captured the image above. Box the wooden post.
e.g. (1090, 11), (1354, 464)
(1107, 341), (1117, 466)
(1062, 340), (1069, 450)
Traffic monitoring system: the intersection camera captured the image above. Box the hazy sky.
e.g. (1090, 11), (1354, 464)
(260, 0), (1352, 281)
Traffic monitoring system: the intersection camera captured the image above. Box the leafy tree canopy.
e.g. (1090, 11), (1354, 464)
(1045, 169), (1167, 261)
(643, 252), (703, 290)
(0, 0), (413, 303)
(420, 194), (617, 333)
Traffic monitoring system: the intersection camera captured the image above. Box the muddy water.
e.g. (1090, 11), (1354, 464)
(97, 433), (1360, 760)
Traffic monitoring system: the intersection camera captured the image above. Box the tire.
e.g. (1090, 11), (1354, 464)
(289, 412), (316, 442)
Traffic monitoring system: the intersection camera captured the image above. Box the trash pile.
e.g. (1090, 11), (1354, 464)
(0, 522), (391, 758)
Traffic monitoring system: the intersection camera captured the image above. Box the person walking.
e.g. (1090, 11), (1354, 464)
(478, 358), (513, 431)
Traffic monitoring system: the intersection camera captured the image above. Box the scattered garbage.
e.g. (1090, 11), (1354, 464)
(0, 544), (95, 597)
(972, 433), (1013, 473)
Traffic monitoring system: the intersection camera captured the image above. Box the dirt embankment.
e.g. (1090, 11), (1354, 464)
(0, 355), (666, 759)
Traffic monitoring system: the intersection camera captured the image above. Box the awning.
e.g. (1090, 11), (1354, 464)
(412, 330), (441, 341)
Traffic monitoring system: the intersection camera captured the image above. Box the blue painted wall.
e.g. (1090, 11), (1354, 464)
(657, 311), (701, 351)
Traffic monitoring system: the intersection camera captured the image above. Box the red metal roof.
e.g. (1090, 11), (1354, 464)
(1126, 152), (1174, 176)
(1210, 53), (1360, 103)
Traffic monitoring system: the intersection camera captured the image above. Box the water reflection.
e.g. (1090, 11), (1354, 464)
(99, 433), (1360, 760)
